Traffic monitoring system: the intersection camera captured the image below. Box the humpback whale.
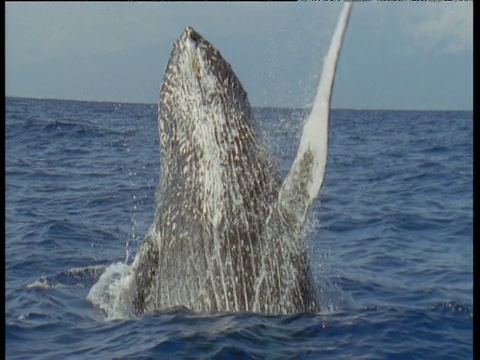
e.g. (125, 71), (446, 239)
(128, 3), (352, 315)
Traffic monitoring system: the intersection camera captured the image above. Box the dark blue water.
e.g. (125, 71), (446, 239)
(5, 97), (473, 359)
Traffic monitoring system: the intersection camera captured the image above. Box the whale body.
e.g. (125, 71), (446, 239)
(128, 3), (353, 315)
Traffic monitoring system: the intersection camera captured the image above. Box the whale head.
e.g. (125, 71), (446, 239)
(155, 26), (281, 235)
(158, 27), (256, 172)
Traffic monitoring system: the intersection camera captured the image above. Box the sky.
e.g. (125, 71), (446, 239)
(5, 2), (473, 110)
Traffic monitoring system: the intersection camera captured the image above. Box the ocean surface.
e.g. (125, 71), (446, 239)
(5, 97), (473, 359)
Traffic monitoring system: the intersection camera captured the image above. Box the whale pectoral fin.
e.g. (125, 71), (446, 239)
(278, 2), (353, 224)
(131, 232), (160, 315)
(278, 146), (318, 225)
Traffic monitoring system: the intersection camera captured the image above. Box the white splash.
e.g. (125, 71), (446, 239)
(27, 278), (68, 290)
(86, 262), (134, 320)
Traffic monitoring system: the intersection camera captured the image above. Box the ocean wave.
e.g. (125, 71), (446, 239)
(26, 265), (107, 290)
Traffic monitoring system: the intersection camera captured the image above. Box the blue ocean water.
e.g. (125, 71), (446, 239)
(5, 97), (472, 359)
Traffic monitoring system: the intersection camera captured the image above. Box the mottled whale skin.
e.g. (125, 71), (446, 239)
(129, 3), (352, 315)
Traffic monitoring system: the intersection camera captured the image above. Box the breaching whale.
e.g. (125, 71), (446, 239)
(128, 3), (353, 315)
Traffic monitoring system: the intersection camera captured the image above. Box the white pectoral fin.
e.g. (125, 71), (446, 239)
(278, 3), (353, 222)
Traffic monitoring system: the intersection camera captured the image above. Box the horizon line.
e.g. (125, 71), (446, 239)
(5, 95), (473, 113)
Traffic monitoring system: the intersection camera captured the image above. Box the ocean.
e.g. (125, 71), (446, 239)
(5, 97), (473, 359)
